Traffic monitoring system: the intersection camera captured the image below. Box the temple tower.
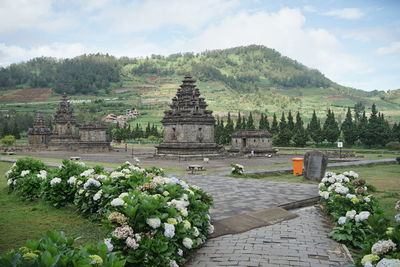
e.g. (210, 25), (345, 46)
(28, 112), (51, 149)
(156, 75), (223, 158)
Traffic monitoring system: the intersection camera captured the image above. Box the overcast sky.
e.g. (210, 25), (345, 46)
(1, 0), (399, 91)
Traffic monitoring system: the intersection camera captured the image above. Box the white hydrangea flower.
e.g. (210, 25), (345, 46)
(338, 217), (347, 225)
(376, 259), (400, 267)
(208, 224), (214, 234)
(318, 183), (325, 189)
(319, 191), (330, 200)
(104, 238), (113, 252)
(78, 189), (84, 194)
(321, 177), (328, 183)
(346, 210), (357, 219)
(126, 236), (139, 249)
(146, 217), (161, 229)
(371, 239), (397, 255)
(37, 170), (47, 179)
(170, 260), (179, 267)
(343, 177), (350, 183)
(112, 225), (133, 239)
(110, 198), (125, 207)
(364, 196), (371, 203)
(110, 171), (124, 178)
(20, 170), (30, 177)
(118, 192), (129, 199)
(50, 177), (62, 185)
(93, 190), (103, 201)
(80, 169), (95, 177)
(96, 174), (108, 180)
(121, 168), (131, 174)
(182, 237), (193, 249)
(177, 248), (183, 256)
(193, 227), (200, 237)
(67, 176), (77, 185)
(76, 161), (85, 167)
(346, 194), (356, 199)
(164, 223), (175, 238)
(328, 176), (336, 184)
(5, 169), (12, 178)
(180, 208), (188, 217)
(7, 179), (13, 185)
(335, 186), (349, 195)
(355, 211), (370, 222)
(83, 178), (101, 189)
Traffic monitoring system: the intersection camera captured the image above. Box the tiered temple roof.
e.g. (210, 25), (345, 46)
(28, 112), (51, 135)
(53, 94), (76, 124)
(162, 75), (214, 124)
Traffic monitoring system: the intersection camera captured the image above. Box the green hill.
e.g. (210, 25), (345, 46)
(1, 45), (399, 124)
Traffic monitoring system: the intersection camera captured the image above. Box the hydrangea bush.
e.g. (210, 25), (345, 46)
(231, 163), (244, 175)
(2, 158), (214, 267)
(319, 171), (400, 266)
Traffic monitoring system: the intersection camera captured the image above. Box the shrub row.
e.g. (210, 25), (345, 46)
(318, 171), (400, 266)
(2, 158), (214, 267)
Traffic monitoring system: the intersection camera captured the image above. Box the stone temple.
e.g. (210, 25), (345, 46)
(156, 75), (224, 158)
(229, 130), (276, 156)
(28, 94), (111, 152)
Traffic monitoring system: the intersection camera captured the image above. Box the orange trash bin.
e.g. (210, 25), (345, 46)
(292, 158), (304, 176)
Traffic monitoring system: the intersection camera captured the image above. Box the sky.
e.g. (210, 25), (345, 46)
(0, 0), (399, 91)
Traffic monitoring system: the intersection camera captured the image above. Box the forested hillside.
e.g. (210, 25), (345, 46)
(0, 45), (337, 94)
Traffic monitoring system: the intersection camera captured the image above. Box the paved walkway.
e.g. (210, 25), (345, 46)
(174, 173), (318, 220)
(187, 206), (353, 267)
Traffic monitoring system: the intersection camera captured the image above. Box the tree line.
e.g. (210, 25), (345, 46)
(110, 123), (162, 142)
(0, 54), (120, 95)
(215, 103), (400, 148)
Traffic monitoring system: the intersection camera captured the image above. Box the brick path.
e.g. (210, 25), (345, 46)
(187, 206), (352, 267)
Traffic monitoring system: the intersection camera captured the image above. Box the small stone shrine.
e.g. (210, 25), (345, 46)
(28, 94), (111, 152)
(229, 130), (276, 156)
(155, 75), (224, 158)
(303, 150), (328, 181)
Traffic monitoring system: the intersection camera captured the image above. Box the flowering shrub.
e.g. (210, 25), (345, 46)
(319, 171), (400, 266)
(2, 158), (214, 266)
(0, 231), (125, 267)
(41, 160), (91, 207)
(231, 163), (244, 175)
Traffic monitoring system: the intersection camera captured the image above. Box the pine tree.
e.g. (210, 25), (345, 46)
(236, 112), (242, 131)
(276, 112), (291, 146)
(11, 120), (21, 139)
(323, 109), (340, 144)
(241, 117), (247, 130)
(364, 104), (381, 147)
(247, 112), (255, 130)
(354, 102), (365, 123)
(393, 123), (400, 142)
(287, 111), (294, 133)
(259, 113), (265, 130)
(225, 112), (235, 140)
(145, 122), (151, 138)
(358, 111), (368, 145)
(215, 117), (222, 144)
(341, 107), (358, 146)
(308, 110), (324, 144)
(1, 120), (10, 137)
(270, 113), (279, 135)
(293, 111), (308, 147)
(378, 113), (392, 146)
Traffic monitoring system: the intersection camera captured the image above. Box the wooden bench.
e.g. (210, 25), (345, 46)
(187, 165), (205, 174)
(70, 156), (81, 161)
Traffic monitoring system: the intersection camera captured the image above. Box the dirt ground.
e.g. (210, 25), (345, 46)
(20, 146), (304, 172)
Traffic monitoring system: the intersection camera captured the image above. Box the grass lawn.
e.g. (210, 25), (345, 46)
(0, 162), (109, 254)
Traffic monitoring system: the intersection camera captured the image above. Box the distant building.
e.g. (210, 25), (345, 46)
(28, 94), (111, 152)
(229, 130), (276, 155)
(156, 75), (224, 159)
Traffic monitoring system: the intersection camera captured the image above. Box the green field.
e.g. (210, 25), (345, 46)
(0, 162), (108, 254)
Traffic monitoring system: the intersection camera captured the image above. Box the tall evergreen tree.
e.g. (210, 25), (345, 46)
(225, 112), (235, 140)
(378, 113), (392, 146)
(236, 112), (242, 131)
(393, 123), (400, 142)
(358, 111), (368, 145)
(323, 109), (340, 144)
(241, 117), (247, 130)
(11, 120), (21, 139)
(307, 110), (324, 144)
(259, 113), (270, 131)
(276, 112), (291, 146)
(364, 104), (381, 147)
(270, 113), (279, 136)
(341, 107), (358, 146)
(354, 102), (365, 123)
(1, 120), (10, 137)
(287, 111), (294, 133)
(292, 111), (308, 147)
(247, 112), (255, 130)
(259, 113), (265, 130)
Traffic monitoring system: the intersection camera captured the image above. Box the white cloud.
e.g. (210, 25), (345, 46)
(96, 0), (239, 34)
(376, 42), (400, 55)
(0, 43), (87, 66)
(324, 8), (364, 20)
(303, 5), (317, 13)
(175, 8), (369, 82)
